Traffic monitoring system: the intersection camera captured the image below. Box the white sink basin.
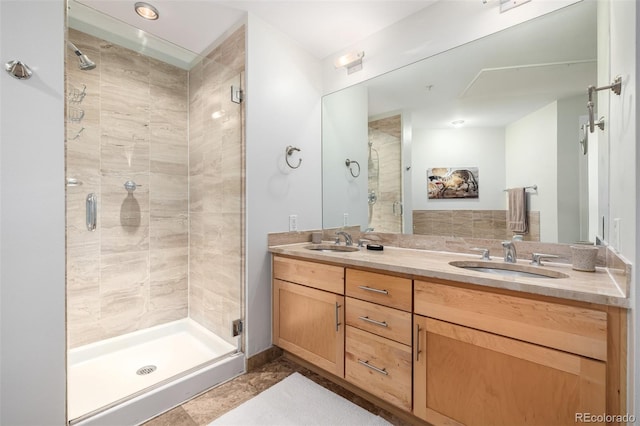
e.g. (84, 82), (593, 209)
(305, 244), (359, 253)
(449, 260), (569, 279)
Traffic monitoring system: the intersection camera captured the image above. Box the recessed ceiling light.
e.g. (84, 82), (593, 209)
(135, 2), (159, 20)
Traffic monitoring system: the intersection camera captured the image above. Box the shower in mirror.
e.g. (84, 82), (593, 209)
(65, 1), (246, 423)
(366, 115), (403, 233)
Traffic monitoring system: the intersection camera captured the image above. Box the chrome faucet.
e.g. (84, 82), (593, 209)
(530, 253), (559, 267)
(471, 247), (491, 260)
(501, 241), (517, 263)
(335, 231), (353, 246)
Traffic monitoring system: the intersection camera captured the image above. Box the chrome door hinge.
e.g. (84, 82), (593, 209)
(231, 85), (243, 104)
(232, 319), (244, 336)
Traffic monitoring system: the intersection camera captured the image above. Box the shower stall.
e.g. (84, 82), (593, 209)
(65, 4), (245, 424)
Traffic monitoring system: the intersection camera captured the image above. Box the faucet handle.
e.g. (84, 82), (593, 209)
(358, 239), (371, 248)
(471, 248), (491, 260)
(530, 253), (559, 267)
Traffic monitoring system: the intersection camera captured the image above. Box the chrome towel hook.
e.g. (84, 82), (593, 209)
(587, 75), (621, 133)
(345, 159), (361, 178)
(285, 145), (302, 169)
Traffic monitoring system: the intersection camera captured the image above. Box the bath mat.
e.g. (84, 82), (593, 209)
(209, 372), (392, 425)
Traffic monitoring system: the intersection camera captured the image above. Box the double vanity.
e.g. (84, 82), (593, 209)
(269, 236), (628, 425)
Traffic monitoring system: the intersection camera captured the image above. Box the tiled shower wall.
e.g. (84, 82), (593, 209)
(368, 115), (402, 233)
(66, 27), (245, 349)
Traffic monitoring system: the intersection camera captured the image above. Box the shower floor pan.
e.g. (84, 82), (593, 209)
(68, 318), (241, 424)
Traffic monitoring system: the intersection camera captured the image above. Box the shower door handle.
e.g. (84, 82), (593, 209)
(86, 193), (97, 231)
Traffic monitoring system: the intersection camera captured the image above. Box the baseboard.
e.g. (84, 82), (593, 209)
(246, 346), (283, 372)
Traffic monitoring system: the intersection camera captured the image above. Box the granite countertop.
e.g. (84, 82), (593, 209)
(269, 242), (629, 308)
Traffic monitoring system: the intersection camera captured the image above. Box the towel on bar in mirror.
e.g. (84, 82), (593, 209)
(507, 187), (528, 233)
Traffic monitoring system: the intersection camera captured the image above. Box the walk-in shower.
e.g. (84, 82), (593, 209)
(65, 3), (246, 424)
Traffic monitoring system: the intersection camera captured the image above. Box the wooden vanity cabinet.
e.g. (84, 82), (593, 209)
(272, 256), (345, 377)
(413, 279), (609, 426)
(344, 269), (413, 411)
(271, 254), (625, 425)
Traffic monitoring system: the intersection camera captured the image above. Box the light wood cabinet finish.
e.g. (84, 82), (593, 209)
(346, 268), (412, 311)
(345, 297), (412, 345)
(273, 278), (345, 377)
(271, 254), (625, 425)
(414, 316), (607, 426)
(415, 279), (608, 360)
(274, 256), (344, 294)
(345, 326), (412, 411)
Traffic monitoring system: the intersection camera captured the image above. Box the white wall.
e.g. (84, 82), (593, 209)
(322, 85), (368, 229)
(506, 102), (558, 242)
(411, 128), (505, 210)
(0, 1), (67, 424)
(245, 14), (323, 356)
(604, 0), (637, 415)
(556, 95), (585, 244)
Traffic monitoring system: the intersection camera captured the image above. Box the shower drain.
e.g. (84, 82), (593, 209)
(136, 365), (157, 376)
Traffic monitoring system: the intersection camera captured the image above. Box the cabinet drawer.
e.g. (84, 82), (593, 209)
(345, 326), (412, 411)
(346, 269), (411, 311)
(414, 280), (607, 361)
(273, 256), (344, 294)
(345, 297), (412, 345)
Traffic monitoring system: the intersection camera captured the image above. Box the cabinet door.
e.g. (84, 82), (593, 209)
(414, 315), (606, 426)
(273, 279), (345, 377)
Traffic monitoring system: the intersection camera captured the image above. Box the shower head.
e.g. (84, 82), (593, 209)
(67, 42), (96, 71)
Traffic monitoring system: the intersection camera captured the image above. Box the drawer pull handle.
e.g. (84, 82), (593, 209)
(358, 316), (388, 328)
(358, 285), (388, 295)
(335, 302), (342, 332)
(358, 359), (388, 376)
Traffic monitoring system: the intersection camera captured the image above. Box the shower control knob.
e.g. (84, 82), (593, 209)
(124, 180), (137, 193)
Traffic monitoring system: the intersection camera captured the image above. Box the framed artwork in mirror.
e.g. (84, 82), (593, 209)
(427, 167), (479, 199)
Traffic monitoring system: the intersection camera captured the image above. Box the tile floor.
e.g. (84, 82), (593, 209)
(143, 356), (411, 425)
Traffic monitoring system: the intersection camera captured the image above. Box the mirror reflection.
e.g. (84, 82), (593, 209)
(322, 0), (606, 244)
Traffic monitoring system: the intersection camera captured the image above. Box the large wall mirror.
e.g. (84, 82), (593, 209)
(322, 0), (609, 245)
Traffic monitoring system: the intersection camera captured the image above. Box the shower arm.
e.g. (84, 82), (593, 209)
(587, 76), (622, 133)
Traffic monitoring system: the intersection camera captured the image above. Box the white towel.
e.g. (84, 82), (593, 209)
(507, 187), (528, 233)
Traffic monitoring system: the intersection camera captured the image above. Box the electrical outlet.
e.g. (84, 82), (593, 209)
(289, 214), (298, 232)
(343, 213), (349, 226)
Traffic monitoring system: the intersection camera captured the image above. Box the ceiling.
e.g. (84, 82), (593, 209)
(75, 0), (437, 59)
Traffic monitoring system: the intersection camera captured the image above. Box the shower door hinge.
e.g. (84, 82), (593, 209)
(231, 85), (243, 104)
(232, 319), (244, 336)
